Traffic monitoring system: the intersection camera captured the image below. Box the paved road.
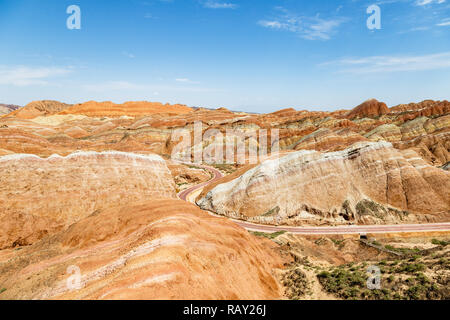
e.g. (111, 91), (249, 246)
(177, 163), (450, 235)
(177, 163), (224, 202)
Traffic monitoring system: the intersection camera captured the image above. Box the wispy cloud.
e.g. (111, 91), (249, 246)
(201, 1), (237, 9)
(415, 0), (446, 6)
(436, 18), (450, 26)
(321, 52), (450, 74)
(122, 51), (135, 59)
(258, 8), (346, 40)
(0, 66), (72, 86)
(175, 78), (200, 84)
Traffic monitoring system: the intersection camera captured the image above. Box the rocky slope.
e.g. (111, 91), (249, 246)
(198, 141), (450, 225)
(0, 99), (448, 224)
(6, 100), (72, 119)
(0, 200), (284, 299)
(0, 98), (447, 162)
(59, 101), (193, 117)
(346, 99), (389, 119)
(0, 151), (176, 249)
(0, 104), (20, 116)
(0, 97), (448, 300)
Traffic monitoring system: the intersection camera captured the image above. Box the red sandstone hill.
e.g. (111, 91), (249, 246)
(390, 100), (450, 122)
(0, 200), (284, 300)
(346, 99), (389, 119)
(59, 101), (193, 117)
(6, 100), (72, 119)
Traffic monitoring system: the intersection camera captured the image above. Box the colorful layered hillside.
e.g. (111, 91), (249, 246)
(0, 98), (448, 164)
(0, 151), (176, 249)
(198, 141), (450, 226)
(59, 101), (193, 117)
(346, 99), (389, 119)
(6, 100), (72, 119)
(0, 200), (284, 300)
(0, 97), (448, 300)
(0, 104), (20, 116)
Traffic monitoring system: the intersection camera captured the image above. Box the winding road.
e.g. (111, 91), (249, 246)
(177, 163), (450, 235)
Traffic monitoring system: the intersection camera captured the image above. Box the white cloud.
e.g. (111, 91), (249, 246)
(258, 9), (346, 40)
(202, 1), (237, 9)
(0, 66), (72, 86)
(416, 0), (433, 5)
(416, 0), (446, 5)
(436, 18), (450, 26)
(322, 52), (450, 74)
(259, 21), (284, 29)
(122, 51), (135, 58)
(175, 78), (200, 84)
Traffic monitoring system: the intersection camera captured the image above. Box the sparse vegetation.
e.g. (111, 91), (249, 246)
(0, 288), (6, 294)
(331, 239), (345, 247)
(282, 268), (310, 300)
(280, 235), (450, 301)
(250, 230), (286, 240)
(384, 244), (421, 256)
(396, 262), (425, 273)
(317, 268), (367, 299)
(315, 245), (449, 300)
(431, 239), (449, 246)
(355, 199), (387, 219)
(371, 240), (382, 246)
(211, 163), (237, 174)
(261, 206), (280, 217)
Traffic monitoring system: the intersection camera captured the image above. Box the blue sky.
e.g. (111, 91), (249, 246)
(0, 0), (449, 112)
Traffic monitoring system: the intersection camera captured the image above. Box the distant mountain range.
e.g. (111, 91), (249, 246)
(0, 104), (21, 116)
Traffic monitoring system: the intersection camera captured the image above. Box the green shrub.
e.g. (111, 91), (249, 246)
(397, 263), (425, 274)
(251, 230), (286, 239)
(431, 239), (449, 246)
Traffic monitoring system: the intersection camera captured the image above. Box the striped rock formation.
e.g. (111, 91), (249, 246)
(198, 141), (450, 226)
(0, 104), (20, 116)
(59, 101), (193, 117)
(0, 151), (176, 249)
(0, 200), (284, 300)
(6, 100), (72, 119)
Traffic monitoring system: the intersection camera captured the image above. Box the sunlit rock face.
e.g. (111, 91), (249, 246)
(390, 100), (450, 122)
(59, 101), (193, 117)
(0, 98), (449, 229)
(0, 200), (284, 300)
(6, 100), (72, 119)
(346, 99), (389, 119)
(0, 151), (176, 249)
(1, 98), (448, 166)
(293, 128), (368, 152)
(198, 141), (450, 226)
